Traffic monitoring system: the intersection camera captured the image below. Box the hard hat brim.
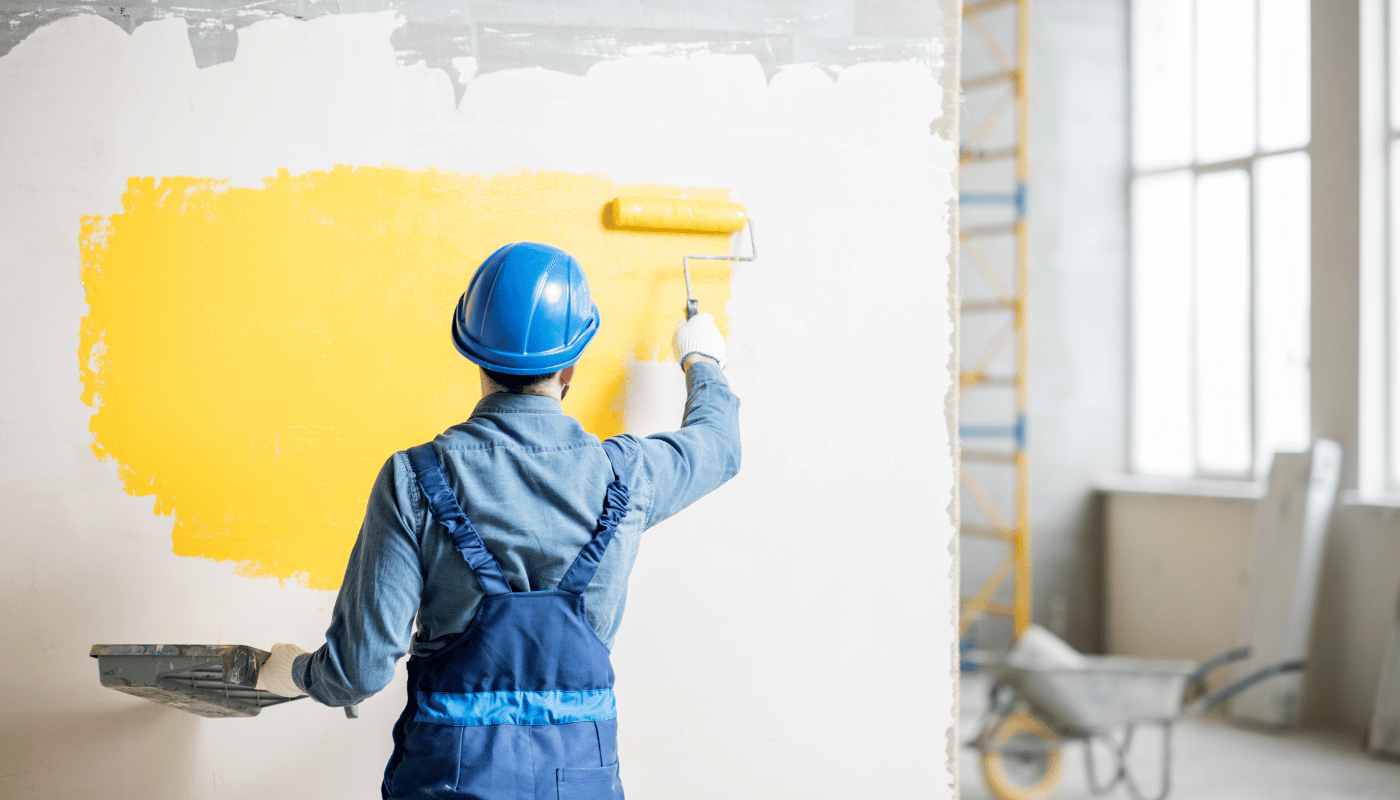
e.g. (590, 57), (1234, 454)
(452, 308), (600, 375)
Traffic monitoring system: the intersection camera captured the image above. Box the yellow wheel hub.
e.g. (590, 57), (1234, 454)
(980, 712), (1063, 800)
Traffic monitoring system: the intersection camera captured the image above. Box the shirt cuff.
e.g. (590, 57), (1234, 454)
(291, 652), (312, 694)
(685, 359), (726, 385)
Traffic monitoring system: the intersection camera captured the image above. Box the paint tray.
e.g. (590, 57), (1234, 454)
(90, 643), (306, 718)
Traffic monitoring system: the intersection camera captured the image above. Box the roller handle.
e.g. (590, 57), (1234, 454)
(679, 219), (756, 321)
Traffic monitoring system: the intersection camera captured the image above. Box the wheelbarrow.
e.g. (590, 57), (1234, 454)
(970, 646), (1305, 800)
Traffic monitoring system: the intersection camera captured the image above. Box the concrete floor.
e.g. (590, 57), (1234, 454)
(958, 673), (1400, 800)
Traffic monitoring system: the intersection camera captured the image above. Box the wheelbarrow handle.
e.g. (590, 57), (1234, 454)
(1185, 645), (1252, 689)
(1184, 658), (1307, 717)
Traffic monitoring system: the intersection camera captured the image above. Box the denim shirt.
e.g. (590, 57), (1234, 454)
(292, 361), (740, 707)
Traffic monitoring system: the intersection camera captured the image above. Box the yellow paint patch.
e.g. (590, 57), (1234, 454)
(79, 168), (733, 589)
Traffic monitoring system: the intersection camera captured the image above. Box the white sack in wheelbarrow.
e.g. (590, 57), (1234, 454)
(1006, 625), (1087, 671)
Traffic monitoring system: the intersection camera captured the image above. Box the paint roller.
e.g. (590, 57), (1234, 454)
(605, 197), (757, 319)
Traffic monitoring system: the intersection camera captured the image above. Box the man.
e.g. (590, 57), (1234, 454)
(255, 241), (740, 800)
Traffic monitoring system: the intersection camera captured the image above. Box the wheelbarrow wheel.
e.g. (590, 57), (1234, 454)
(981, 712), (1063, 800)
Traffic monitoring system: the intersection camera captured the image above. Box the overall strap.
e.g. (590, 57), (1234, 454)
(406, 443), (513, 596)
(557, 439), (631, 594)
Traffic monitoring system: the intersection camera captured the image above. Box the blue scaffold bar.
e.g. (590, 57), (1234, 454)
(958, 184), (1027, 217)
(959, 192), (1016, 204)
(958, 416), (1027, 450)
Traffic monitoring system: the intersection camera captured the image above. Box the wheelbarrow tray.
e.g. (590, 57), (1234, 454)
(990, 656), (1197, 731)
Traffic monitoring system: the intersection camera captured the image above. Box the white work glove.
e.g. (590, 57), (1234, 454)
(256, 643), (308, 697)
(672, 312), (727, 370)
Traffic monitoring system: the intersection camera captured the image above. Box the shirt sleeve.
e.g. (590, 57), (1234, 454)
(629, 360), (742, 529)
(292, 453), (424, 707)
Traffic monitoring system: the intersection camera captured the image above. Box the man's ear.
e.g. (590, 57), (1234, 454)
(561, 365), (576, 385)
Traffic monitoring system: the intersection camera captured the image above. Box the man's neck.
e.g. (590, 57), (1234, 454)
(492, 386), (560, 400)
(479, 377), (565, 402)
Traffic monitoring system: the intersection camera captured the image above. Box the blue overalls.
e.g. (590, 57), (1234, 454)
(382, 439), (630, 800)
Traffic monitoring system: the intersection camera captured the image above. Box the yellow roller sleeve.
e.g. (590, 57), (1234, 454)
(608, 197), (748, 233)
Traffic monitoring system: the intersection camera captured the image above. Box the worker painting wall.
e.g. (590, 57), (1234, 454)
(80, 168), (739, 588)
(0, 4), (958, 799)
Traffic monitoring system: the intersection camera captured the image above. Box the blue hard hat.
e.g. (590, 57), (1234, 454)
(451, 242), (600, 375)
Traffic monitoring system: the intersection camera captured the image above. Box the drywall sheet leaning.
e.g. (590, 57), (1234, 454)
(1370, 592), (1400, 758)
(1231, 440), (1342, 727)
(0, 8), (958, 800)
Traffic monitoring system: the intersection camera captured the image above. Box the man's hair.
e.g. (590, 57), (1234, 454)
(483, 368), (559, 394)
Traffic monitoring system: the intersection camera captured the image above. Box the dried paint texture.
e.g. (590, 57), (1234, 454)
(79, 167), (732, 588)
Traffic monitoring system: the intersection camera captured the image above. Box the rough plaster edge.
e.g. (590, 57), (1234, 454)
(939, 0), (961, 795)
(2, 1), (945, 105)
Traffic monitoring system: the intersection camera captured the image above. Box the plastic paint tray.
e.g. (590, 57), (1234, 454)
(90, 644), (305, 718)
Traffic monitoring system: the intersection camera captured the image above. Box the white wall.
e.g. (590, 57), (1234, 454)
(0, 8), (959, 799)
(1104, 488), (1258, 694)
(1104, 486), (1400, 731)
(957, 0), (1129, 653)
(1023, 0), (1129, 651)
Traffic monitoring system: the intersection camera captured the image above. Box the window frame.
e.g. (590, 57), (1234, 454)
(1127, 0), (1312, 480)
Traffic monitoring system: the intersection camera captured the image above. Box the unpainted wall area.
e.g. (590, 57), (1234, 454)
(0, 3), (959, 798)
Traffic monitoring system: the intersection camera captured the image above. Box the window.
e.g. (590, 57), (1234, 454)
(1388, 0), (1400, 487)
(1130, 0), (1311, 478)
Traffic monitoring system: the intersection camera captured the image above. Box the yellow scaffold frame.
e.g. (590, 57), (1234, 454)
(958, 0), (1031, 641)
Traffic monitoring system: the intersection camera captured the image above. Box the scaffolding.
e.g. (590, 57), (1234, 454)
(959, 0), (1031, 641)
